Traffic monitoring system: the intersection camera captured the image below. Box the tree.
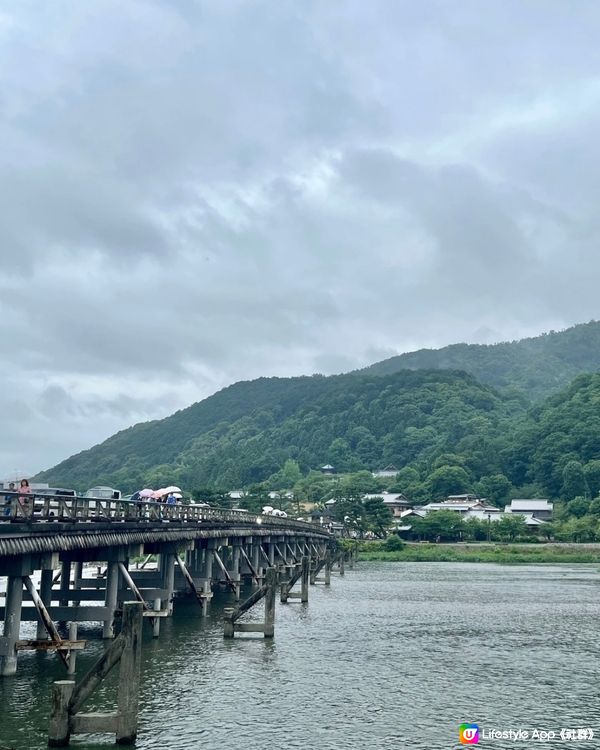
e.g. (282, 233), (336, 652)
(475, 474), (512, 507)
(561, 460), (588, 500)
(268, 459), (303, 490)
(567, 496), (590, 518)
(411, 511), (465, 542)
(427, 465), (472, 499)
(494, 514), (527, 542)
(363, 497), (393, 538)
(584, 460), (600, 499)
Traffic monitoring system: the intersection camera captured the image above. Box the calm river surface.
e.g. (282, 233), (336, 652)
(1, 562), (599, 750)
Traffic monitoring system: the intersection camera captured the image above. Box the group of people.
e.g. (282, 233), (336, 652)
(132, 486), (183, 506)
(2, 478), (31, 516)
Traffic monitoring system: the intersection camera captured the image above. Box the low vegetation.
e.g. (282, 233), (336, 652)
(353, 541), (600, 564)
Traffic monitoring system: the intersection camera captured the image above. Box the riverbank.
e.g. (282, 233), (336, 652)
(354, 541), (600, 563)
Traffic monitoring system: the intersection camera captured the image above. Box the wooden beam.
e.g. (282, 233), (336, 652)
(239, 546), (260, 583)
(212, 550), (237, 593)
(22, 575), (70, 670)
(117, 563), (150, 611)
(16, 639), (85, 652)
(174, 554), (204, 607)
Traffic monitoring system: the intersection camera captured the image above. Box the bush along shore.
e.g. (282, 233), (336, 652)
(343, 539), (600, 564)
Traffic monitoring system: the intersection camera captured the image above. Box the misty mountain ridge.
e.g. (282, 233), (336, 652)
(363, 320), (600, 400)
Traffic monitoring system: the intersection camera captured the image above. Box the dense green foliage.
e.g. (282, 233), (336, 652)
(35, 369), (520, 493)
(34, 324), (600, 528)
(363, 320), (600, 401)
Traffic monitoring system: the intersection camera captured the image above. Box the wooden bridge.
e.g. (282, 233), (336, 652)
(0, 491), (336, 685)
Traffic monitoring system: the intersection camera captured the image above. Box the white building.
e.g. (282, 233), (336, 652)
(504, 499), (553, 520)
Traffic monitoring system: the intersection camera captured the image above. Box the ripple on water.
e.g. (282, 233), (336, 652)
(1, 562), (599, 749)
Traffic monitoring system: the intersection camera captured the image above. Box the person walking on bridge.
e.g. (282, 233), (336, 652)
(18, 479), (32, 517)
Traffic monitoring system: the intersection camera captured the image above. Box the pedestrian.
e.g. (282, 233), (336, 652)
(18, 478), (32, 517)
(166, 493), (176, 505)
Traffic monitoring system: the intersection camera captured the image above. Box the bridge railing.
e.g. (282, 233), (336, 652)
(0, 492), (319, 533)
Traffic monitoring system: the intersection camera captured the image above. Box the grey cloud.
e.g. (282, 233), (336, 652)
(1, 0), (600, 475)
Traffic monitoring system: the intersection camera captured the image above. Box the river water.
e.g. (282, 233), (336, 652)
(1, 562), (599, 750)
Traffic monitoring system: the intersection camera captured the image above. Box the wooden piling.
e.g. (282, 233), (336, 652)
(264, 568), (276, 638)
(116, 602), (144, 744)
(301, 556), (309, 603)
(37, 568), (54, 640)
(0, 575), (23, 676)
(103, 561), (119, 639)
(48, 680), (75, 747)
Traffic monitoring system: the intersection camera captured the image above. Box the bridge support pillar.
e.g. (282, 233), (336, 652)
(59, 560), (71, 608)
(251, 539), (262, 583)
(161, 551), (176, 615)
(103, 557), (121, 639)
(0, 575), (23, 676)
(230, 542), (241, 600)
(199, 542), (215, 616)
(37, 568), (55, 640)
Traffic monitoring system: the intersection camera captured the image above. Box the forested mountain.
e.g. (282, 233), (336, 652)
(36, 370), (522, 494)
(34, 323), (600, 505)
(505, 373), (600, 498)
(363, 320), (600, 400)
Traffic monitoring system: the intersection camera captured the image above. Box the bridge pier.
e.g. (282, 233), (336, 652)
(230, 541), (242, 600)
(251, 538), (262, 583)
(160, 550), (176, 615)
(104, 556), (121, 639)
(0, 574), (23, 676)
(37, 566), (56, 640)
(59, 560), (71, 609)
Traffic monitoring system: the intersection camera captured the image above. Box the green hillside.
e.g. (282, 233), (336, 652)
(363, 320), (600, 400)
(504, 373), (600, 497)
(35, 370), (521, 494)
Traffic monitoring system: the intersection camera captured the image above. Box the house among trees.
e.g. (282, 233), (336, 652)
(420, 497), (495, 515)
(446, 494), (480, 503)
(372, 464), (399, 478)
(504, 499), (553, 520)
(363, 491), (411, 518)
(320, 464), (336, 475)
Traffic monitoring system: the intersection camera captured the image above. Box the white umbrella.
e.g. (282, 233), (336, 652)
(262, 505), (274, 514)
(172, 492), (182, 499)
(162, 485), (181, 494)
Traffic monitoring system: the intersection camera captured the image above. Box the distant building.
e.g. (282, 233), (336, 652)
(504, 499), (553, 520)
(228, 490), (245, 501)
(372, 465), (399, 478)
(446, 494), (480, 503)
(421, 498), (498, 515)
(363, 491), (411, 518)
(320, 464), (336, 475)
(464, 508), (503, 522)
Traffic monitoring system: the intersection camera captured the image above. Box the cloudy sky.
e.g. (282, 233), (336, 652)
(2, 0), (600, 475)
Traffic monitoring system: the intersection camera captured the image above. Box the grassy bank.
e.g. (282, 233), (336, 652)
(353, 542), (600, 564)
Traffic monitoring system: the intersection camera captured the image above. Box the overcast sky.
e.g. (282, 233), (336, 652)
(2, 0), (600, 476)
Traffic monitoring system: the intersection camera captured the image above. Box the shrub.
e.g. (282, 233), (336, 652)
(384, 534), (405, 551)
